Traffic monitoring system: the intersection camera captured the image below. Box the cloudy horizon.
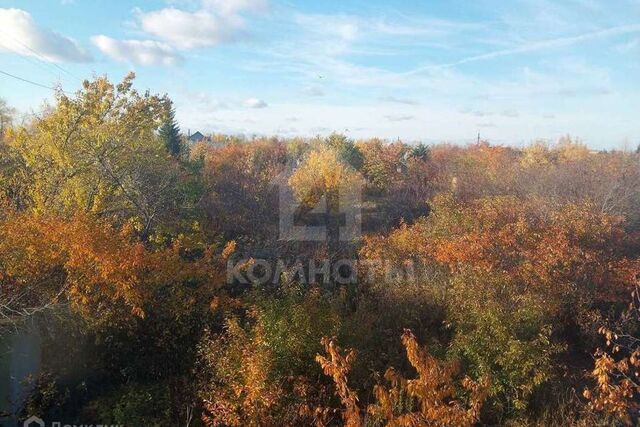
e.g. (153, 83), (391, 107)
(1, 0), (640, 148)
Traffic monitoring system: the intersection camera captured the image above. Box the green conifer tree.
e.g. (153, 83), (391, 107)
(159, 106), (182, 157)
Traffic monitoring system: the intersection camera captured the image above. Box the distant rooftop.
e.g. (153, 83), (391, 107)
(188, 131), (205, 143)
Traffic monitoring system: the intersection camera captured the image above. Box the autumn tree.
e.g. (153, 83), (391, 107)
(0, 201), (235, 423)
(0, 135), (30, 210)
(360, 194), (639, 420)
(0, 97), (15, 135)
(584, 283), (640, 425)
(356, 138), (406, 193)
(288, 144), (363, 252)
(516, 143), (640, 229)
(289, 145), (362, 210)
(197, 138), (288, 239)
(323, 133), (364, 170)
(427, 142), (520, 202)
(5, 73), (189, 238)
(198, 286), (341, 426)
(0, 208), (229, 322)
(316, 330), (489, 427)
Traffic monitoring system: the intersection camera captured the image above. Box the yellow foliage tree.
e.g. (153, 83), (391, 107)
(6, 73), (181, 237)
(288, 145), (362, 210)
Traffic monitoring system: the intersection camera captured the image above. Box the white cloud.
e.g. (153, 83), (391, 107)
(137, 8), (246, 49)
(91, 35), (182, 66)
(202, 0), (268, 16)
(294, 14), (359, 42)
(91, 0), (268, 65)
(177, 88), (229, 110)
(134, 0), (267, 50)
(409, 23), (640, 74)
(0, 8), (91, 63)
(292, 13), (477, 44)
(253, 12), (484, 92)
(243, 98), (268, 108)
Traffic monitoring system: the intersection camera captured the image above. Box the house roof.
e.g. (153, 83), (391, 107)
(188, 131), (205, 142)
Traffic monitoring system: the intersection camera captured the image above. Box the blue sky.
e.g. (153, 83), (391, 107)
(1, 0), (639, 148)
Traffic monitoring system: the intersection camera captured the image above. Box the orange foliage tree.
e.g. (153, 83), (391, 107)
(0, 208), (229, 322)
(196, 138), (287, 239)
(316, 330), (489, 427)
(197, 286), (342, 427)
(360, 194), (639, 418)
(583, 283), (640, 425)
(363, 194), (638, 308)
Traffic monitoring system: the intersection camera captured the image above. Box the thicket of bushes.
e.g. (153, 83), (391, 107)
(1, 75), (639, 426)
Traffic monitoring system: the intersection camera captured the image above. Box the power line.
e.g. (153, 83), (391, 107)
(0, 39), (64, 80)
(0, 69), (72, 94)
(0, 29), (80, 81)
